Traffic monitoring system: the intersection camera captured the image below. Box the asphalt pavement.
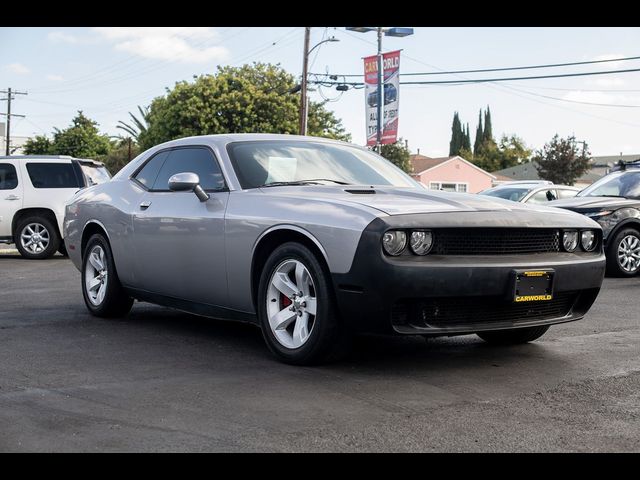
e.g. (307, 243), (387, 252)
(0, 252), (639, 452)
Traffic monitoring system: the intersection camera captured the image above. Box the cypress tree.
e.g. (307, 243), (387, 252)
(463, 123), (471, 152)
(449, 112), (463, 156)
(483, 106), (493, 144)
(473, 110), (484, 156)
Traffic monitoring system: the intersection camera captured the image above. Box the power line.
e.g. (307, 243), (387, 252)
(308, 67), (640, 87)
(310, 54), (640, 78)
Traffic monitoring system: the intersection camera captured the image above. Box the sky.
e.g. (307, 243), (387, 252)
(2, 26), (640, 158)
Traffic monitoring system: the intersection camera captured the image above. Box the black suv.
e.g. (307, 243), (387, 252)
(550, 169), (640, 276)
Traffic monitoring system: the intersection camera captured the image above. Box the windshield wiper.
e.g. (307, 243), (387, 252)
(258, 178), (350, 187)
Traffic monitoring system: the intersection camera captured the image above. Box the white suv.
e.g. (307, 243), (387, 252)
(0, 155), (111, 259)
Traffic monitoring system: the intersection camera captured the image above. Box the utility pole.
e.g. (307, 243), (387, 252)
(1, 88), (28, 156)
(299, 27), (311, 136)
(376, 27), (383, 153)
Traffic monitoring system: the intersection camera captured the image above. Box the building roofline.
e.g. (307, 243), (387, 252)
(415, 155), (497, 179)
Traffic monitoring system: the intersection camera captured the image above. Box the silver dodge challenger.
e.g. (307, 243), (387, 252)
(64, 134), (606, 364)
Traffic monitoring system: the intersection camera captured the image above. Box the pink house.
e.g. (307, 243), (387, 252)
(410, 154), (496, 194)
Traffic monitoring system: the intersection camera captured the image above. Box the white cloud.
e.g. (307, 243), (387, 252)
(563, 90), (640, 106)
(46, 74), (64, 82)
(92, 27), (230, 64)
(590, 77), (627, 87)
(48, 31), (78, 44)
(6, 63), (30, 74)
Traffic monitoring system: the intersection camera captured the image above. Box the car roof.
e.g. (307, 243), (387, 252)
(0, 155), (105, 166)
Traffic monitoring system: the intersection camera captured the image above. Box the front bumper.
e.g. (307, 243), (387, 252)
(331, 218), (606, 336)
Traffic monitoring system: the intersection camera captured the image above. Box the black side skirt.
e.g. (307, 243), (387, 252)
(125, 287), (258, 325)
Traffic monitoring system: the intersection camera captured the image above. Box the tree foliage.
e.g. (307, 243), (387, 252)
(534, 135), (591, 185)
(22, 135), (52, 155)
(22, 111), (111, 159)
(379, 138), (412, 173)
(117, 105), (149, 141)
(449, 112), (471, 157)
(97, 137), (140, 175)
(138, 63), (350, 150)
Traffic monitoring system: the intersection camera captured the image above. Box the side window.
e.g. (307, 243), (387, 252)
(528, 189), (556, 204)
(0, 163), (19, 190)
(133, 151), (170, 188)
(151, 147), (225, 191)
(26, 163), (82, 188)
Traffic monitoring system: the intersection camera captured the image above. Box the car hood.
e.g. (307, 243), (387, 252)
(548, 196), (640, 211)
(260, 185), (580, 216)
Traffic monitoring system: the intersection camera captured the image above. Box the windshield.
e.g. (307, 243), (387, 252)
(226, 140), (417, 189)
(79, 163), (111, 186)
(578, 171), (640, 199)
(479, 186), (531, 202)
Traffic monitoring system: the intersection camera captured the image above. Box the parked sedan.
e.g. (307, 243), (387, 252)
(479, 182), (581, 204)
(64, 134), (605, 364)
(550, 169), (640, 277)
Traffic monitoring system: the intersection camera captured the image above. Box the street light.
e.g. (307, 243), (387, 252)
(299, 28), (340, 136)
(346, 27), (414, 151)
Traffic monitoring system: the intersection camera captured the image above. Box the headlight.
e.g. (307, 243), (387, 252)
(562, 230), (579, 252)
(581, 230), (597, 251)
(584, 210), (612, 218)
(382, 230), (407, 256)
(409, 230), (433, 255)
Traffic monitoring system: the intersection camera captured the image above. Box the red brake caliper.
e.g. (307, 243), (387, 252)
(281, 293), (292, 308)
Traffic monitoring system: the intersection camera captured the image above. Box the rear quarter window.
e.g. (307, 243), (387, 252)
(0, 163), (19, 190)
(26, 163), (82, 189)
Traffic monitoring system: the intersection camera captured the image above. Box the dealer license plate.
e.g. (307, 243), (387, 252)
(512, 269), (555, 302)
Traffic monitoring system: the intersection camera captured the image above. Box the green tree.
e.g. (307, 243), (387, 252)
(473, 110), (484, 156)
(495, 134), (531, 170)
(534, 135), (591, 185)
(117, 105), (149, 142)
(97, 137), (140, 175)
(467, 135), (531, 172)
(21, 112), (111, 159)
(48, 111), (111, 158)
(449, 112), (463, 156)
(22, 135), (53, 155)
(483, 106), (493, 144)
(462, 123), (471, 152)
(138, 63), (350, 150)
(379, 138), (411, 173)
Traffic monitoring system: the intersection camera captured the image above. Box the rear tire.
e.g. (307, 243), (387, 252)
(257, 242), (350, 365)
(477, 325), (550, 345)
(606, 228), (640, 277)
(15, 216), (60, 260)
(81, 233), (133, 318)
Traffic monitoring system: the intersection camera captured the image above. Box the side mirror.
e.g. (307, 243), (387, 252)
(168, 172), (210, 202)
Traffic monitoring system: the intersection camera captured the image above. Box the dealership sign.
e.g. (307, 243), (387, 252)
(363, 50), (400, 146)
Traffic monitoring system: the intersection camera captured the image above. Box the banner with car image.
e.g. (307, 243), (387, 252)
(363, 50), (400, 146)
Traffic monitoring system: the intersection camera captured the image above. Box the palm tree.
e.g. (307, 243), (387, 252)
(116, 105), (149, 141)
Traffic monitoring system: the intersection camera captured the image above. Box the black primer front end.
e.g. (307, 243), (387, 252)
(332, 215), (605, 336)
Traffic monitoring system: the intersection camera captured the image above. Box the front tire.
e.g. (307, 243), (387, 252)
(477, 325), (550, 345)
(606, 228), (640, 277)
(15, 216), (60, 260)
(257, 242), (350, 365)
(81, 234), (133, 318)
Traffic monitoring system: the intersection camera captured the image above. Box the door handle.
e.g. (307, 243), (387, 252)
(139, 201), (151, 210)
(5, 195), (20, 201)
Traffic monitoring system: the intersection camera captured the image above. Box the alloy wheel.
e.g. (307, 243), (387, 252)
(266, 259), (318, 349)
(617, 234), (640, 273)
(20, 223), (50, 254)
(85, 245), (109, 305)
